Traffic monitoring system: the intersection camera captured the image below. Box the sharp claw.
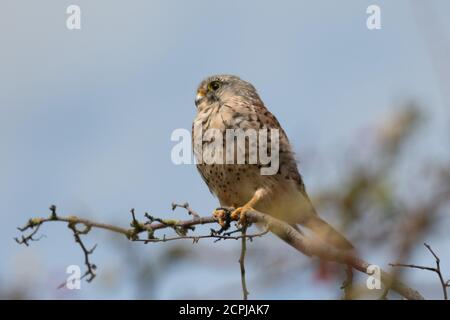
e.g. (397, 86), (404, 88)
(230, 206), (251, 226)
(230, 207), (242, 221)
(213, 207), (234, 230)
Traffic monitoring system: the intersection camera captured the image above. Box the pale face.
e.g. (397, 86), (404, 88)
(194, 75), (258, 111)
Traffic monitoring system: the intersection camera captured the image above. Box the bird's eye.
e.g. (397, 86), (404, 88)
(208, 81), (221, 91)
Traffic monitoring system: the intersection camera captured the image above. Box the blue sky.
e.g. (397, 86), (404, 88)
(1, 0), (449, 299)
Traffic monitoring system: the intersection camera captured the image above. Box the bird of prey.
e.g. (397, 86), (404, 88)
(192, 74), (352, 250)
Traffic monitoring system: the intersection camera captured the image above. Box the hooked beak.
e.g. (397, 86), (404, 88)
(195, 88), (206, 107)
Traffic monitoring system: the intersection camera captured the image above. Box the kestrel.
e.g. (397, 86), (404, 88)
(192, 75), (353, 250)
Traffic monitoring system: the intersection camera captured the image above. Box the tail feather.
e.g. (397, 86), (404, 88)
(302, 216), (353, 251)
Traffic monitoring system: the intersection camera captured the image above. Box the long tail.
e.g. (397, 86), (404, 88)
(302, 215), (354, 251)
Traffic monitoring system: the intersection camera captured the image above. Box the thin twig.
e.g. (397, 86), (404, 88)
(172, 202), (200, 219)
(67, 223), (97, 283)
(15, 222), (45, 246)
(239, 224), (249, 300)
(390, 243), (449, 300)
(134, 229), (269, 244)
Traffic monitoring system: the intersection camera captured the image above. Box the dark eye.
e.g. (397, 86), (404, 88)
(208, 81), (221, 91)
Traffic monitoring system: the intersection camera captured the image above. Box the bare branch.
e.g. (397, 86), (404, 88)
(133, 228), (269, 244)
(15, 205), (426, 300)
(239, 224), (249, 300)
(172, 202), (200, 219)
(390, 243), (449, 300)
(69, 224), (97, 282)
(15, 220), (45, 246)
(243, 210), (425, 300)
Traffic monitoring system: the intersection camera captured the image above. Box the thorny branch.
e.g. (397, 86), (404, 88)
(15, 206), (98, 288)
(390, 243), (449, 300)
(15, 222), (45, 246)
(66, 222), (98, 284)
(15, 203), (428, 300)
(172, 202), (200, 219)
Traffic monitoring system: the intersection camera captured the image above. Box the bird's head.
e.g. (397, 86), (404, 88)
(195, 74), (259, 111)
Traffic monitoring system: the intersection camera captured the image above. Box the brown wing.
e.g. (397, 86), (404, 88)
(192, 121), (215, 195)
(251, 101), (306, 193)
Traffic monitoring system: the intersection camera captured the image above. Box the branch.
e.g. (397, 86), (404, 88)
(172, 202), (200, 219)
(390, 243), (449, 300)
(239, 224), (249, 300)
(15, 205), (425, 300)
(242, 210), (425, 300)
(66, 222), (97, 284)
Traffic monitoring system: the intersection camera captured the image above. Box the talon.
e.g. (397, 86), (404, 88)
(230, 207), (242, 221)
(213, 209), (226, 227)
(213, 208), (225, 219)
(231, 206), (251, 226)
(213, 207), (233, 229)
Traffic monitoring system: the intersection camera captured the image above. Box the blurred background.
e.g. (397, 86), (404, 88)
(1, 0), (449, 299)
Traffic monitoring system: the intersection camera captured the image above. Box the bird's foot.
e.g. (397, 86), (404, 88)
(213, 207), (234, 230)
(230, 205), (252, 226)
(230, 189), (267, 226)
